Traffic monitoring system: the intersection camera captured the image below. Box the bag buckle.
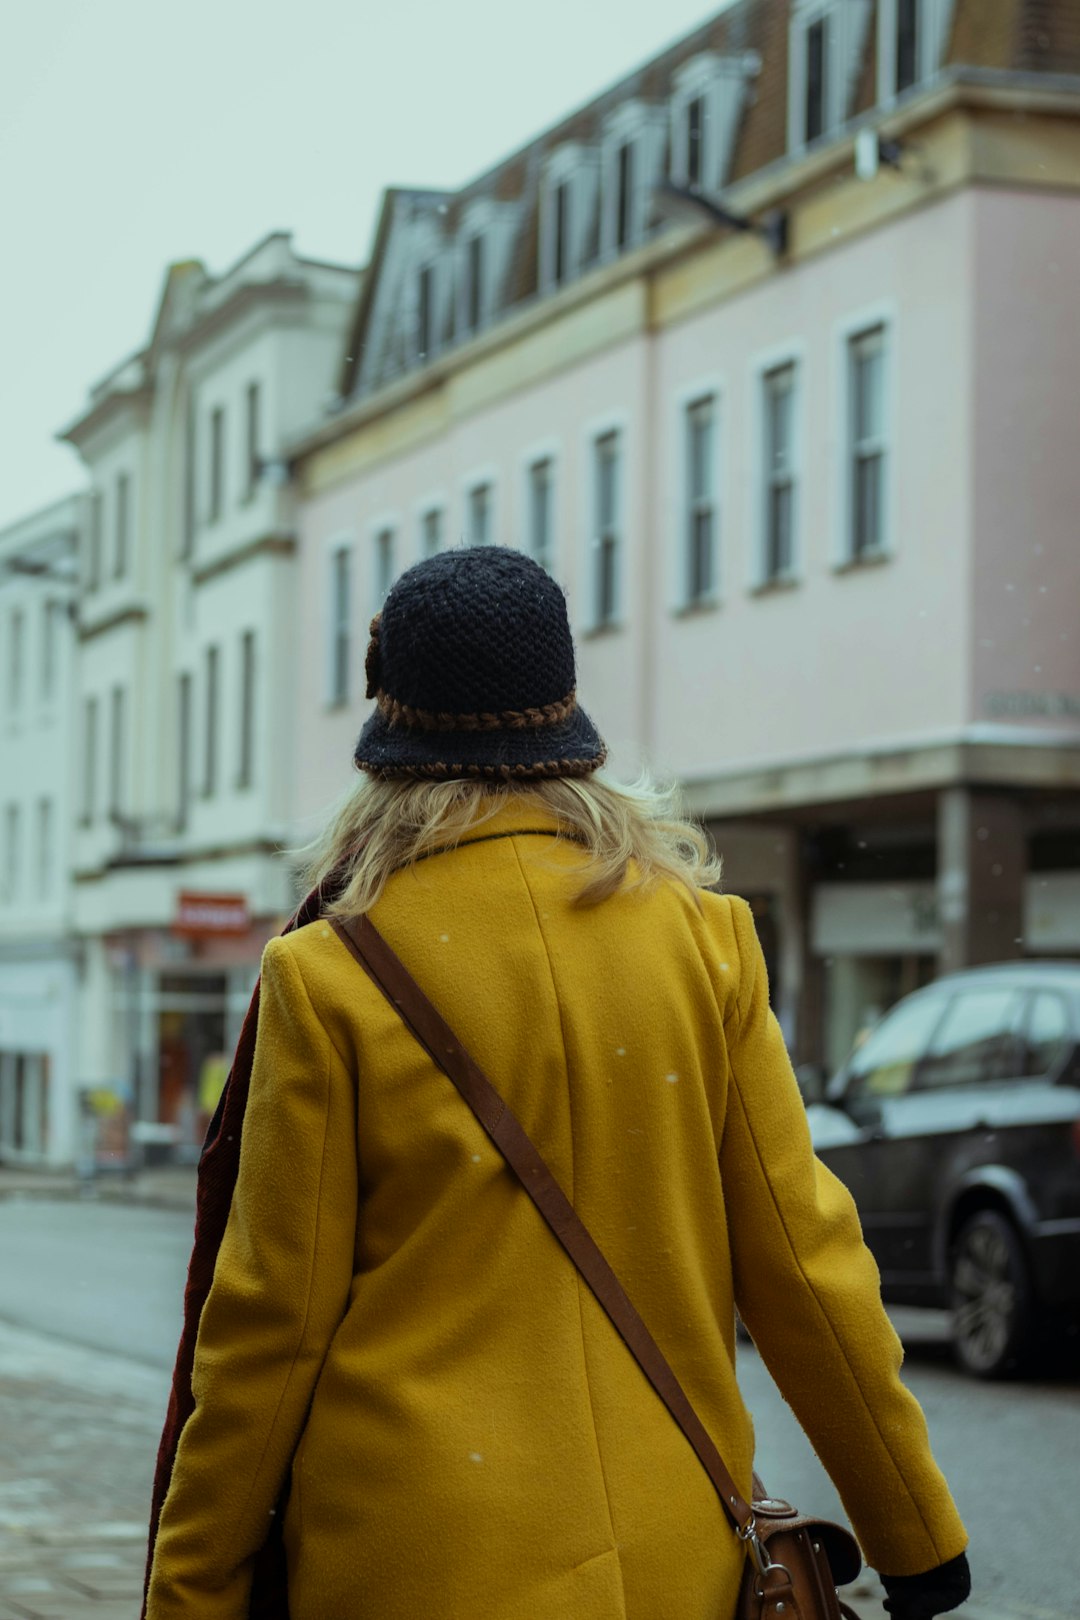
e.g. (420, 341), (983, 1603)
(738, 1515), (772, 1579)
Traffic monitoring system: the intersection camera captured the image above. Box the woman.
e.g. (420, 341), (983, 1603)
(145, 547), (970, 1620)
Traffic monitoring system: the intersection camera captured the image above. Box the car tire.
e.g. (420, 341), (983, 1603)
(949, 1209), (1034, 1379)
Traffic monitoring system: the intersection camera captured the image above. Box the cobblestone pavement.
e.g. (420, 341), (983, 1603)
(0, 1324), (166, 1620)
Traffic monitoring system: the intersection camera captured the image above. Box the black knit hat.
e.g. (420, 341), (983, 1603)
(353, 548), (606, 780)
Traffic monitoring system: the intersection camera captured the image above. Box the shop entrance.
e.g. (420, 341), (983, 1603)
(157, 973), (229, 1150)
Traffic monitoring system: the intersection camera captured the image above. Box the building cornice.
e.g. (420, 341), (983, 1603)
(77, 602), (150, 642)
(190, 532), (296, 585)
(176, 279), (310, 357)
(684, 730), (1080, 821)
(290, 76), (1080, 491)
(59, 384), (153, 451)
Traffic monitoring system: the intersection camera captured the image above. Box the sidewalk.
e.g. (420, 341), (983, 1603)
(0, 1165), (197, 1215)
(0, 1323), (166, 1620)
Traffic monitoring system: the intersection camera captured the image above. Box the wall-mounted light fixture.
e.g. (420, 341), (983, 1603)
(653, 180), (789, 260)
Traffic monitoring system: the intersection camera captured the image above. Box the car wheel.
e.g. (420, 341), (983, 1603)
(949, 1209), (1033, 1379)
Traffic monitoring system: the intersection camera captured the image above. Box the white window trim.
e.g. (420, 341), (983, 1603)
(367, 511), (402, 619)
(460, 467), (500, 549)
(669, 376), (725, 613)
(876, 0), (956, 106)
(669, 53), (760, 193)
(323, 531), (355, 709)
(831, 301), (898, 571)
(539, 144), (598, 294)
(580, 412), (630, 633)
(517, 439), (561, 573)
(415, 492), (448, 561)
(748, 341), (806, 593)
(787, 0), (872, 156)
(599, 102), (664, 261)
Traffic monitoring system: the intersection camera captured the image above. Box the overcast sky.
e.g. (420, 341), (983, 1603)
(0, 0), (735, 532)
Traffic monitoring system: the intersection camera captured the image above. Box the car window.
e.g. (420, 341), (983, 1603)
(1023, 992), (1071, 1077)
(916, 989), (1023, 1090)
(846, 994), (946, 1099)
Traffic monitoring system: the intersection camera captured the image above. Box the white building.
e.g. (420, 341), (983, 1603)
(59, 233), (359, 1158)
(0, 494), (83, 1164)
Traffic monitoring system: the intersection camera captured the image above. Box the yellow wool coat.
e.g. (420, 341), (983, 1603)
(147, 800), (966, 1620)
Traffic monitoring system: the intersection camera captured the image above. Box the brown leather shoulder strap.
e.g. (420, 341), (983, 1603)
(331, 913), (754, 1538)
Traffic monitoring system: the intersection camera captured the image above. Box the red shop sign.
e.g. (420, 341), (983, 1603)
(174, 891), (251, 937)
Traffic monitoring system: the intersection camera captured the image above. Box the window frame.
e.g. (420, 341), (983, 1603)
(324, 535), (354, 710)
(416, 496), (446, 560)
(8, 607), (24, 712)
(832, 303), (897, 571)
(114, 471), (130, 580)
(582, 416), (628, 632)
(238, 628), (256, 790)
(177, 671), (193, 831)
(244, 381), (261, 502)
(876, 0), (953, 105)
(673, 382), (723, 612)
(109, 682), (126, 820)
(461, 471), (498, 549)
(539, 144), (598, 294)
(599, 103), (663, 261)
(372, 520), (398, 609)
(87, 490), (104, 590)
(80, 694), (98, 827)
(209, 405), (226, 525)
(202, 643), (220, 798)
(749, 343), (804, 592)
(519, 440), (560, 574)
(36, 796), (52, 900)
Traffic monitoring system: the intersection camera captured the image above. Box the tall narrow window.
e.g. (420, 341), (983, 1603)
(81, 696), (98, 825)
(9, 609), (24, 711)
(421, 508), (443, 558)
(3, 804), (18, 904)
(245, 382), (261, 499)
(896, 0), (920, 93)
(375, 529), (396, 605)
(37, 798), (52, 899)
(182, 394), (196, 559)
(615, 143), (635, 250)
(177, 672), (192, 829)
(417, 265), (434, 360)
(203, 645), (219, 797)
(466, 236), (484, 333)
(41, 601), (58, 702)
(763, 364), (796, 582)
(88, 491), (103, 590)
(849, 326), (887, 559)
(329, 546), (351, 707)
(593, 431), (621, 627)
(805, 16), (829, 144)
(109, 684), (126, 819)
(528, 458), (554, 572)
(686, 96), (706, 188)
(238, 630), (256, 789)
(114, 472), (130, 578)
(553, 182), (570, 286)
(685, 396), (717, 604)
(209, 406), (226, 522)
(467, 484), (492, 547)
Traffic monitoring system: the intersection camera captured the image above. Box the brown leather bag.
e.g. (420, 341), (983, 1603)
(333, 914), (863, 1620)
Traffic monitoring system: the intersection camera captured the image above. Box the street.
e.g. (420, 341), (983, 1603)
(0, 1196), (1076, 1619)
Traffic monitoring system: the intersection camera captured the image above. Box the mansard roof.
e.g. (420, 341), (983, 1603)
(336, 0), (1080, 409)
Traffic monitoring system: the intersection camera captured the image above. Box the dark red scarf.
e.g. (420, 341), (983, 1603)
(141, 877), (338, 1620)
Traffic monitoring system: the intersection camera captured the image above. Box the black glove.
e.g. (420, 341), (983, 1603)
(880, 1552), (971, 1620)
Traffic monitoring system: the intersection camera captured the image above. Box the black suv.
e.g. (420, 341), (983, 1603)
(808, 962), (1080, 1377)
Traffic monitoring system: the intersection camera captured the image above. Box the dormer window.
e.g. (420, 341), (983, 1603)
(600, 103), (664, 259)
(670, 53), (759, 193)
(417, 264), (434, 360)
(805, 16), (829, 143)
(540, 144), (598, 294)
(877, 0), (956, 103)
(454, 197), (518, 339)
(788, 1), (872, 154)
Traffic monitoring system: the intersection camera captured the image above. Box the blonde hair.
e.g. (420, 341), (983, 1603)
(294, 771), (722, 919)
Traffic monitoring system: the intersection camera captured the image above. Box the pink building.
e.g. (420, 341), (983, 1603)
(289, 0), (1080, 1067)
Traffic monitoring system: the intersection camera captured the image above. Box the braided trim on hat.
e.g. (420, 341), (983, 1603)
(377, 689), (578, 734)
(359, 746), (607, 782)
